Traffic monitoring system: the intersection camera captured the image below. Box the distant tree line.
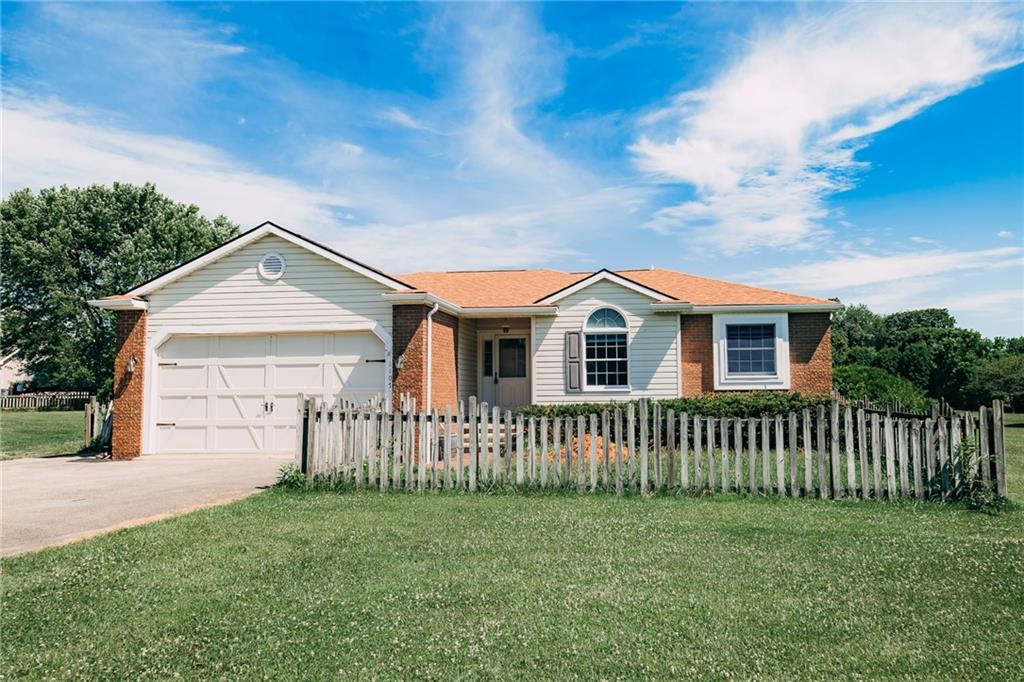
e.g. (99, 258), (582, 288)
(831, 304), (1024, 411)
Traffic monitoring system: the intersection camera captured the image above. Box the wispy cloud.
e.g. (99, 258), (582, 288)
(2, 95), (349, 231)
(632, 4), (1023, 254)
(997, 230), (1016, 239)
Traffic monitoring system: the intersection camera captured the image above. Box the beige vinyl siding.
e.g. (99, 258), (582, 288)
(458, 318), (477, 404)
(532, 281), (680, 404)
(145, 234), (394, 345)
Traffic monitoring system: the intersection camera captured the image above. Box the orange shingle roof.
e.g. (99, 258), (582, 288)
(397, 267), (830, 308)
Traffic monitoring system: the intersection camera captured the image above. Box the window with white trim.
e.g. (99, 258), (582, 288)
(712, 313), (791, 390)
(584, 308), (628, 388)
(725, 324), (776, 375)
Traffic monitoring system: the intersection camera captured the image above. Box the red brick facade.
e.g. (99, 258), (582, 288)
(680, 312), (832, 396)
(680, 315), (714, 396)
(112, 309), (147, 459)
(788, 313), (832, 394)
(392, 305), (459, 411)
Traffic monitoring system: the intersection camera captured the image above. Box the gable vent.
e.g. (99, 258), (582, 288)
(258, 252), (286, 280)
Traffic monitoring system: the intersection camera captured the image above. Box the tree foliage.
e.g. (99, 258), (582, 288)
(832, 303), (1023, 408)
(967, 355), (1024, 412)
(1, 183), (239, 397)
(832, 365), (931, 413)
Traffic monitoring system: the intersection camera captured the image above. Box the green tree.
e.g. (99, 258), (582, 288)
(967, 355), (1024, 412)
(833, 364), (931, 412)
(1, 183), (239, 397)
(831, 304), (882, 366)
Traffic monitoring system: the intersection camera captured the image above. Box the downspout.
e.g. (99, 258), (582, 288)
(425, 302), (439, 410)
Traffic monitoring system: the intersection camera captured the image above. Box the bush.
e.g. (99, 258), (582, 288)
(515, 391), (834, 419)
(833, 364), (931, 412)
(275, 462), (306, 489)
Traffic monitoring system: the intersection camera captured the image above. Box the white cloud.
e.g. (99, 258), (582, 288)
(749, 246), (1022, 292)
(997, 230), (1016, 239)
(2, 96), (349, 231)
(380, 106), (442, 134)
(632, 4), (1023, 253)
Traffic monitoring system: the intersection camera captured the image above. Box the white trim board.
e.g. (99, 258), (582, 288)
(127, 222), (413, 298)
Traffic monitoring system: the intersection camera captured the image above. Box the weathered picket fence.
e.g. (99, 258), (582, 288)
(0, 391), (91, 410)
(296, 396), (1008, 501)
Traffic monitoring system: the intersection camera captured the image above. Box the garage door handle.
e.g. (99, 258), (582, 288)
(156, 422), (175, 426)
(364, 358), (386, 363)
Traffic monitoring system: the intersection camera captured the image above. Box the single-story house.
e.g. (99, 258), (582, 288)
(90, 222), (839, 459)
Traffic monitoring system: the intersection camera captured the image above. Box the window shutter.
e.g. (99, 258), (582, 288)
(565, 331), (582, 393)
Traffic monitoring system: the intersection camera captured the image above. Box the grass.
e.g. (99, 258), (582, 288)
(1004, 412), (1023, 501)
(4, 490), (1023, 679)
(0, 410), (84, 460)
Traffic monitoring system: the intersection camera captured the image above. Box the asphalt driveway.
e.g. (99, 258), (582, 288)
(1, 452), (290, 557)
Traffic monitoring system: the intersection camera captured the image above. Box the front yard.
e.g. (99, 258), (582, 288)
(0, 410), (84, 460)
(4, 489), (1023, 679)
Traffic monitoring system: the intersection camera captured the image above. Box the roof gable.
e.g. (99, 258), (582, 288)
(535, 269), (676, 304)
(126, 222), (412, 298)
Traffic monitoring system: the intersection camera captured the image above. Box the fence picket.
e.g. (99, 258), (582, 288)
(540, 416), (549, 489)
(802, 408), (813, 496)
(653, 402), (662, 491)
(640, 400), (649, 493)
(950, 416), (962, 495)
(856, 409), (868, 499)
(680, 412), (689, 490)
(492, 407), (502, 483)
(734, 417), (743, 493)
(614, 409), (624, 495)
(978, 406), (990, 488)
(844, 406), (856, 497)
(762, 416), (772, 496)
(937, 417), (948, 499)
(528, 416), (537, 486)
(708, 417), (717, 492)
(576, 414), (586, 494)
(721, 418), (730, 492)
(603, 411), (612, 492)
(898, 418), (910, 498)
(830, 402), (841, 498)
(911, 420), (923, 499)
(994, 400), (1006, 497)
(627, 406), (636, 491)
(883, 416), (897, 500)
(666, 409), (675, 490)
(788, 412), (798, 497)
(589, 413), (598, 492)
(694, 415), (703, 490)
(748, 418), (757, 494)
(816, 406), (828, 499)
(775, 414), (786, 497)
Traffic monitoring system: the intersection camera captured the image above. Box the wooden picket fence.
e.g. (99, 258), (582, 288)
(296, 396), (1008, 501)
(0, 391), (91, 410)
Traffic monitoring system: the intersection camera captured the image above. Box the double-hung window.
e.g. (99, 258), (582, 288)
(726, 324), (776, 375)
(584, 308), (628, 389)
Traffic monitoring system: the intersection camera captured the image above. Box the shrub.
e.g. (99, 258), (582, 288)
(515, 391), (834, 419)
(275, 462), (306, 489)
(833, 364), (931, 412)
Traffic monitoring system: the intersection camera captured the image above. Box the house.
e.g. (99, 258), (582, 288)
(0, 350), (31, 395)
(89, 222), (838, 459)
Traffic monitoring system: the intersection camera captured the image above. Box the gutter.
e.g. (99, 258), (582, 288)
(683, 303), (843, 314)
(382, 292), (558, 317)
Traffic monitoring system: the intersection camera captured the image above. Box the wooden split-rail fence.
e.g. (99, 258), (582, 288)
(296, 395), (1008, 501)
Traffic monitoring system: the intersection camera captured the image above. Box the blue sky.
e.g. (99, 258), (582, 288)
(3, 2), (1022, 336)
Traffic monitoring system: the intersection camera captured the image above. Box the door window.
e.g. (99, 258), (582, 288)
(498, 338), (527, 378)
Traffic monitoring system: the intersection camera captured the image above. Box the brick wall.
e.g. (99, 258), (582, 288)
(679, 312), (833, 396)
(789, 312), (832, 394)
(392, 305), (459, 411)
(112, 309), (146, 459)
(680, 314), (714, 396)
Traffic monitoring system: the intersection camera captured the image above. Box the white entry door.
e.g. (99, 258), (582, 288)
(479, 335), (529, 410)
(154, 332), (385, 453)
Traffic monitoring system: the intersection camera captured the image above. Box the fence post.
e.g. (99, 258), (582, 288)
(994, 399), (1006, 497)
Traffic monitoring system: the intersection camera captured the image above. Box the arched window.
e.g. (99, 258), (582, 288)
(584, 308), (628, 388)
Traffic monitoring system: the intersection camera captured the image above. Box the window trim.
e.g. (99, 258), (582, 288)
(581, 305), (631, 392)
(712, 313), (791, 390)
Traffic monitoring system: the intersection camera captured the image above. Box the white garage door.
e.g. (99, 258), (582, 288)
(154, 332), (385, 453)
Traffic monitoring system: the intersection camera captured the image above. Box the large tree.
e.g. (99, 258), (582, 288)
(1, 183), (239, 397)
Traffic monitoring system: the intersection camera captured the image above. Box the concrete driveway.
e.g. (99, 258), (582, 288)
(1, 452), (291, 557)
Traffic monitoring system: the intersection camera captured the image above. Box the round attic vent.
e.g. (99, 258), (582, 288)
(258, 252), (286, 280)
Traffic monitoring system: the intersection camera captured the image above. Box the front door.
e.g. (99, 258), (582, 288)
(480, 335), (529, 409)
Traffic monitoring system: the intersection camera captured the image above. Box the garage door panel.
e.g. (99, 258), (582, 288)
(215, 395), (263, 420)
(272, 425), (295, 451)
(275, 364), (324, 388)
(332, 363), (384, 390)
(215, 426), (262, 451)
(275, 334), (326, 358)
(217, 365), (266, 389)
(160, 366), (206, 389)
(160, 336), (211, 360)
(158, 396), (207, 420)
(217, 335), (268, 359)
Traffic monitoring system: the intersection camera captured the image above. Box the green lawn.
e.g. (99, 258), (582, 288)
(0, 410), (84, 460)
(4, 490), (1023, 679)
(1004, 412), (1023, 501)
